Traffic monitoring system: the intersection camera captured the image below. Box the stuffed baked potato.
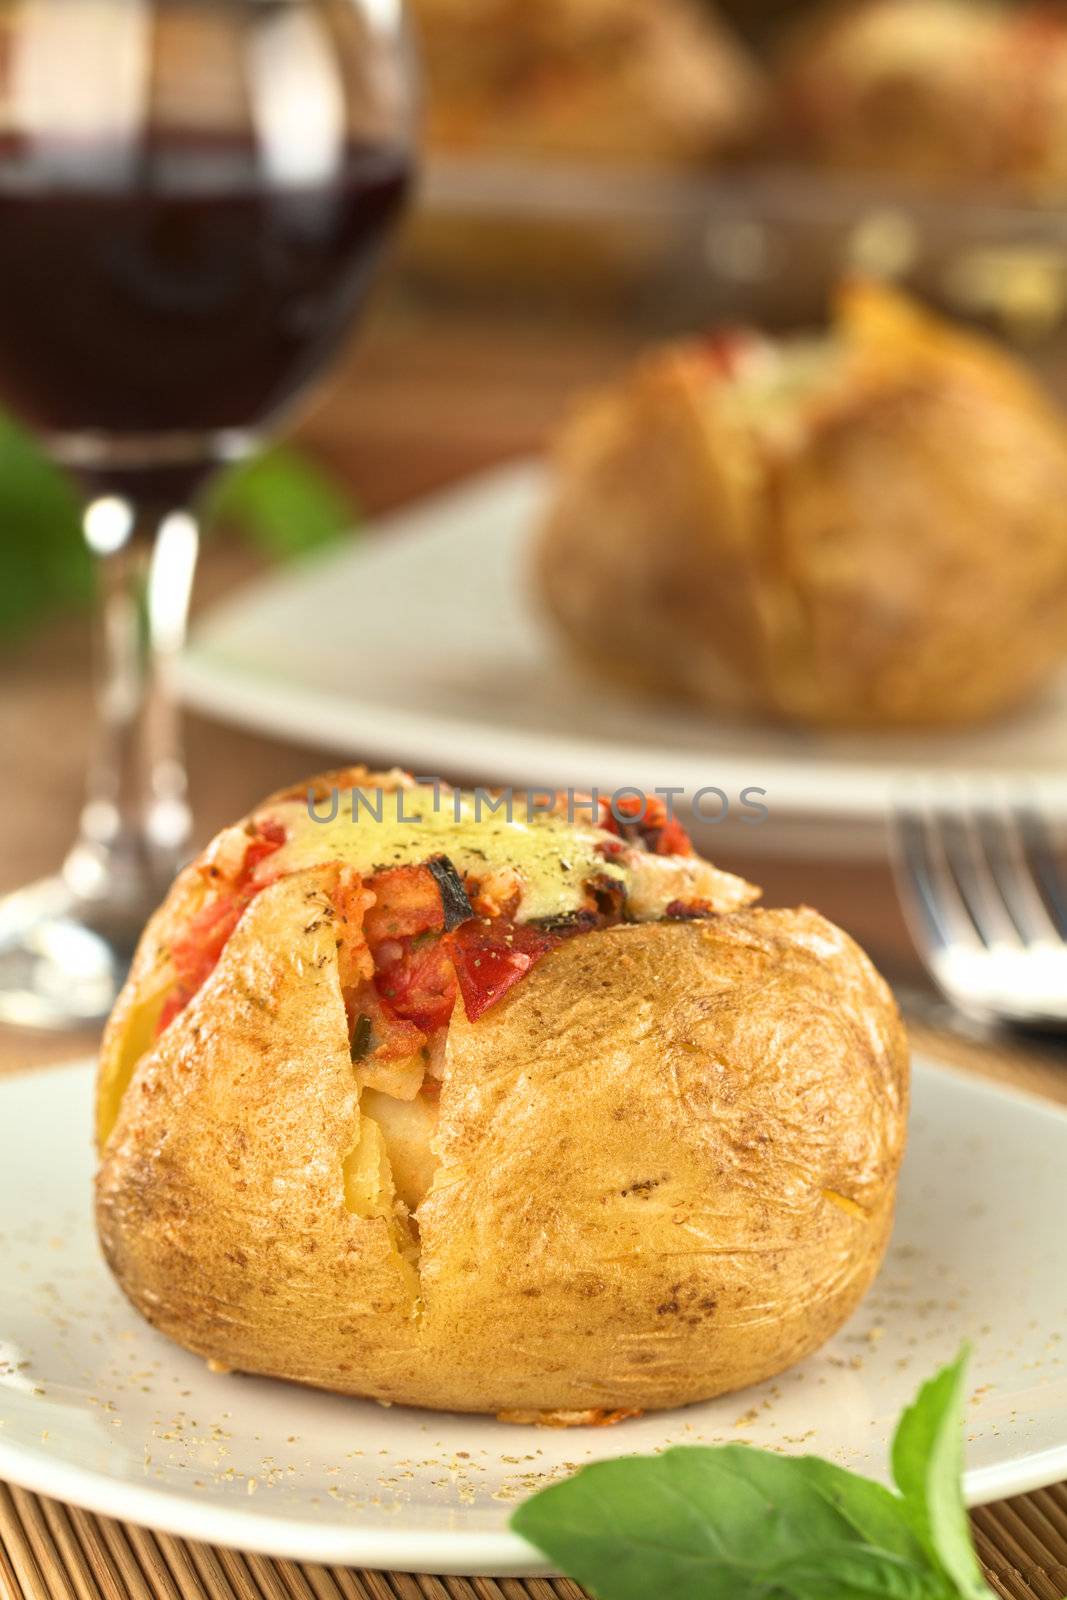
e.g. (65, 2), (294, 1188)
(537, 281), (1067, 728)
(411, 0), (766, 168)
(97, 769), (908, 1419)
(779, 0), (1067, 201)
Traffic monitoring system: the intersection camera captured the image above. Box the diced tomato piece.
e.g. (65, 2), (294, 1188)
(599, 795), (693, 858)
(374, 935), (457, 1035)
(158, 890), (250, 1036)
(242, 817), (287, 883)
(364, 864), (445, 946)
(448, 920), (560, 1023)
(350, 991), (428, 1062)
(450, 939), (530, 1022)
(649, 814), (693, 857)
(331, 867), (374, 994)
(171, 893), (248, 992)
(373, 1014), (427, 1061)
(157, 819), (289, 1037)
(611, 793), (649, 824)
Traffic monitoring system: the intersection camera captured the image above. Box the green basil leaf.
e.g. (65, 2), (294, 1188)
(206, 445), (356, 559)
(892, 1346), (991, 1599)
(781, 1456), (932, 1564)
(771, 1547), (955, 1600)
(512, 1445), (949, 1600)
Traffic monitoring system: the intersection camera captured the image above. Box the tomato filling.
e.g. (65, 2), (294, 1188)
(374, 934), (457, 1034)
(155, 798), (707, 1084)
(344, 867), (568, 1069)
(598, 793), (693, 859)
(448, 917), (562, 1021)
(157, 818), (286, 1034)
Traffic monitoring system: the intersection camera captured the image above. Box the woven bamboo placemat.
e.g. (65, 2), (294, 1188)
(1, 1479), (1065, 1600)
(2, 1021), (1066, 1600)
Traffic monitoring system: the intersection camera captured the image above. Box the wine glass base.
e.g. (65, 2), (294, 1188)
(0, 876), (124, 1030)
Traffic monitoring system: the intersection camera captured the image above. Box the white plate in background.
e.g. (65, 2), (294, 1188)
(176, 463), (1067, 857)
(2, 1058), (1066, 1573)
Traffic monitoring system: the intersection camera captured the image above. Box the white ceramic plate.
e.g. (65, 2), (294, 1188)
(2, 1058), (1066, 1574)
(177, 463), (1067, 856)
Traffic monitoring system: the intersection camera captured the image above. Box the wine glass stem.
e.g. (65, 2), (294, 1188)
(63, 498), (199, 952)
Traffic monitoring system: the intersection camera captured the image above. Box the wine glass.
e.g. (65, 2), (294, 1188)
(0, 0), (415, 1027)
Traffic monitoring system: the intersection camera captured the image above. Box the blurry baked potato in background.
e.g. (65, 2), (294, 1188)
(411, 0), (767, 167)
(96, 770), (908, 1419)
(780, 0), (1067, 201)
(401, 0), (1067, 336)
(536, 281), (1067, 729)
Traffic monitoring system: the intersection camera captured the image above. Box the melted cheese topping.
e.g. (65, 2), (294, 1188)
(265, 786), (627, 922)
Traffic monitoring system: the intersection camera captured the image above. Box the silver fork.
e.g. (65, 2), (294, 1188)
(890, 793), (1067, 1028)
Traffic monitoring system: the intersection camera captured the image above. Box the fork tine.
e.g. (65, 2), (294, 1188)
(1014, 804), (1067, 940)
(891, 793), (1067, 1028)
(890, 803), (986, 961)
(973, 805), (1065, 946)
(931, 805), (1024, 951)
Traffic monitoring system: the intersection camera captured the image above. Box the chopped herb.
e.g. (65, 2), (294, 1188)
(350, 1014), (374, 1062)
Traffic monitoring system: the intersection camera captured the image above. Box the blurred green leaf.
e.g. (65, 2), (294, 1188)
(205, 444), (357, 560)
(0, 426), (357, 644)
(0, 415), (92, 641)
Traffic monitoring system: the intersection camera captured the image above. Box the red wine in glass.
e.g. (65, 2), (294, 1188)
(0, 0), (416, 1027)
(0, 135), (411, 495)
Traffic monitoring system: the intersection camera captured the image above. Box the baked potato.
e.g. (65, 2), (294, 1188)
(96, 769), (908, 1419)
(411, 0), (767, 168)
(536, 281), (1067, 728)
(779, 0), (1067, 200)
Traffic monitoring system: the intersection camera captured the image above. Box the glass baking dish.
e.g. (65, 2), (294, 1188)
(403, 154), (1067, 359)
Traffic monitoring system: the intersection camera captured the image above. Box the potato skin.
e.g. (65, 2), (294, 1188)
(96, 872), (424, 1397)
(417, 909), (907, 1412)
(412, 0), (766, 168)
(777, 0), (1015, 193)
(97, 858), (907, 1415)
(537, 283), (1067, 728)
(778, 0), (1067, 202)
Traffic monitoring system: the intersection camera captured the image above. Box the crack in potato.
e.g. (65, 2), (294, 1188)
(357, 1090), (440, 1214)
(341, 1105), (428, 1294)
(337, 918), (443, 1297)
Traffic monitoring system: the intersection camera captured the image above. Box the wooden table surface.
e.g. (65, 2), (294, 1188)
(1, 296), (1066, 1600)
